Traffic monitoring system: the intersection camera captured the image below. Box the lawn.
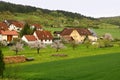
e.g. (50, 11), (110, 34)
(93, 28), (120, 39)
(4, 52), (120, 80)
(2, 44), (120, 64)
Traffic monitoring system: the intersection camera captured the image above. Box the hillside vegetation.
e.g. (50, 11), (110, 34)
(0, 1), (99, 28)
(0, 1), (120, 29)
(100, 16), (120, 27)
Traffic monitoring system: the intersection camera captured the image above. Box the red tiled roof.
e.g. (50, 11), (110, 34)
(0, 30), (18, 35)
(32, 24), (42, 29)
(60, 28), (73, 36)
(0, 22), (8, 30)
(76, 28), (92, 35)
(11, 22), (24, 28)
(60, 28), (92, 36)
(24, 35), (37, 41)
(35, 30), (53, 40)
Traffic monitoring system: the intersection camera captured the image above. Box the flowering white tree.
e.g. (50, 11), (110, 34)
(51, 40), (65, 52)
(10, 42), (24, 55)
(103, 33), (113, 41)
(29, 41), (46, 54)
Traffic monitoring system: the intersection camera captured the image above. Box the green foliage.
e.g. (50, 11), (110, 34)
(0, 1), (99, 28)
(0, 49), (5, 78)
(20, 23), (33, 37)
(84, 40), (91, 48)
(100, 16), (120, 26)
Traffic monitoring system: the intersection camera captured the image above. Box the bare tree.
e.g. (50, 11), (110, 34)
(10, 42), (24, 55)
(70, 40), (79, 50)
(51, 40), (65, 52)
(29, 41), (46, 54)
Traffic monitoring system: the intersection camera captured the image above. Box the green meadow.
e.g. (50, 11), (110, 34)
(1, 44), (120, 80)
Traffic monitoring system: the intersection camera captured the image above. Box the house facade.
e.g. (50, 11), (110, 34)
(33, 30), (53, 44)
(60, 28), (97, 43)
(22, 35), (37, 44)
(8, 21), (24, 32)
(0, 30), (18, 43)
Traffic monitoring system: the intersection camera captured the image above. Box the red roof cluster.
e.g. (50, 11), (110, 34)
(24, 35), (37, 41)
(11, 22), (24, 28)
(35, 30), (53, 40)
(60, 28), (92, 36)
(0, 30), (18, 35)
(0, 22), (8, 30)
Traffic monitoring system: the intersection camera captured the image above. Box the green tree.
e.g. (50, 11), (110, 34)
(0, 49), (5, 78)
(20, 23), (33, 37)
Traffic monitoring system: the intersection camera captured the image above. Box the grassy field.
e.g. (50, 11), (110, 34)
(4, 52), (120, 80)
(2, 44), (120, 64)
(93, 28), (120, 39)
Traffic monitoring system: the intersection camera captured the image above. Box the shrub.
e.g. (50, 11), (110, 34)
(0, 49), (5, 78)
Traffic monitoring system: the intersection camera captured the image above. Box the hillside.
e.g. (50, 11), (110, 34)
(100, 16), (120, 28)
(0, 1), (99, 28)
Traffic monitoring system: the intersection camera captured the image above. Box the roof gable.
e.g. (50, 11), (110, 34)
(11, 22), (24, 28)
(60, 28), (92, 36)
(0, 30), (18, 35)
(24, 35), (37, 41)
(35, 30), (53, 40)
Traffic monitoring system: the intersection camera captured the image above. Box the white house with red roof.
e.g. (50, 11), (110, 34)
(33, 30), (53, 44)
(21, 35), (37, 44)
(8, 21), (24, 32)
(0, 30), (18, 43)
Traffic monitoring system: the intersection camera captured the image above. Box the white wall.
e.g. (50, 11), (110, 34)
(0, 35), (2, 41)
(9, 24), (22, 32)
(22, 36), (37, 44)
(2, 35), (7, 41)
(22, 36), (28, 43)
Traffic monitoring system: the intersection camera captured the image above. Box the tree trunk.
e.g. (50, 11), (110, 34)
(37, 48), (40, 54)
(56, 48), (59, 52)
(16, 50), (18, 55)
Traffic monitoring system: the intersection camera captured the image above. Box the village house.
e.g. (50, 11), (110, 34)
(60, 28), (97, 43)
(30, 24), (43, 31)
(21, 35), (37, 44)
(0, 30), (18, 43)
(33, 30), (53, 44)
(53, 31), (61, 38)
(8, 21), (24, 32)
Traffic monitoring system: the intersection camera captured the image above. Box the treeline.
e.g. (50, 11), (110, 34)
(100, 17), (120, 26)
(0, 1), (37, 13)
(0, 1), (95, 20)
